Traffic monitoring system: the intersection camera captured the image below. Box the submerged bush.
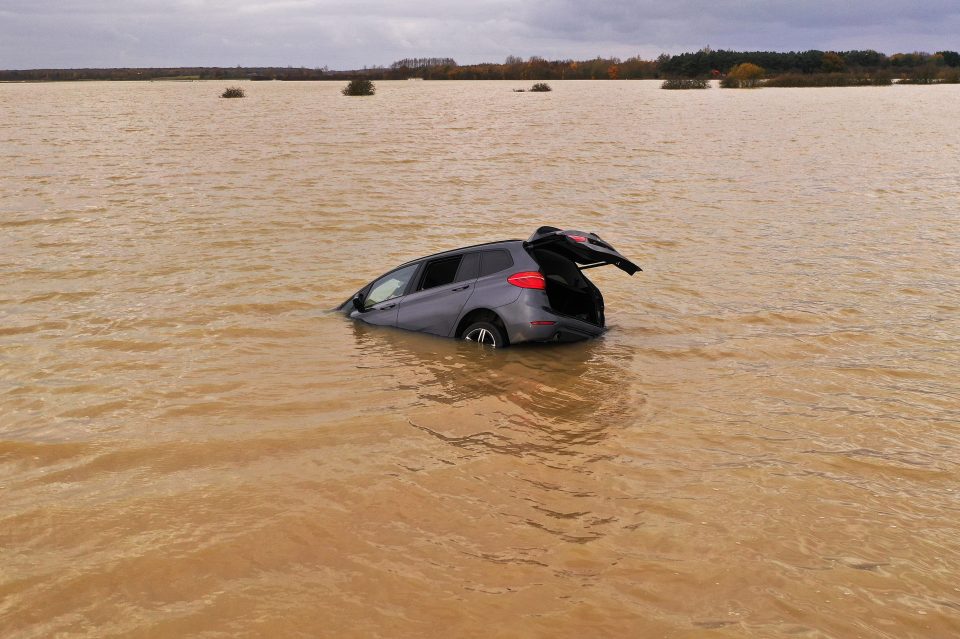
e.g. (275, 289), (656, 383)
(720, 63), (764, 88)
(765, 73), (891, 87)
(529, 82), (552, 92)
(661, 78), (709, 89)
(899, 65), (939, 84)
(940, 68), (960, 84)
(220, 86), (245, 98)
(342, 78), (376, 96)
(898, 66), (959, 84)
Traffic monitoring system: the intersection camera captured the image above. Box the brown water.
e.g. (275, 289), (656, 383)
(2, 80), (959, 638)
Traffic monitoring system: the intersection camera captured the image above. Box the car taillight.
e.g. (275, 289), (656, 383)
(507, 271), (546, 290)
(568, 235), (587, 242)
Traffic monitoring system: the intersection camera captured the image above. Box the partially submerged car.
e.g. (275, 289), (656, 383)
(338, 226), (641, 347)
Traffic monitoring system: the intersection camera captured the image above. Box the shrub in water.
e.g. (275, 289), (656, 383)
(764, 73), (891, 87)
(529, 82), (552, 92)
(342, 78), (376, 96)
(221, 87), (245, 98)
(661, 78), (709, 90)
(940, 68), (960, 84)
(720, 63), (764, 88)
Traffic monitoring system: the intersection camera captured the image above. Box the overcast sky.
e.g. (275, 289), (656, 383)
(2, 0), (958, 70)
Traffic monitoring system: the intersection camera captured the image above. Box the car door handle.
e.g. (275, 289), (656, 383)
(451, 285), (470, 292)
(377, 303), (396, 310)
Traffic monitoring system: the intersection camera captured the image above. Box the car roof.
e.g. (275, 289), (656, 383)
(395, 239), (523, 268)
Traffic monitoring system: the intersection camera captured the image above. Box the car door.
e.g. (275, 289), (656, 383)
(524, 226), (642, 274)
(352, 263), (421, 327)
(397, 252), (480, 336)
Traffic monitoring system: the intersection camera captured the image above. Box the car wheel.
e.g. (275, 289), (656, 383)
(462, 321), (506, 348)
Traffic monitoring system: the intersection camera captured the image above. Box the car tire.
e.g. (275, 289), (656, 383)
(462, 321), (506, 348)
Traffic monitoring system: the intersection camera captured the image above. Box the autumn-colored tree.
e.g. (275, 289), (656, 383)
(940, 67), (960, 83)
(821, 52), (845, 73)
(608, 64), (619, 79)
(721, 62), (764, 88)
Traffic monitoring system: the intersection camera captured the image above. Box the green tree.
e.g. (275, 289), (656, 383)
(937, 50), (960, 67)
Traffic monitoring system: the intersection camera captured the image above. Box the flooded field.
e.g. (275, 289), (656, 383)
(2, 79), (959, 637)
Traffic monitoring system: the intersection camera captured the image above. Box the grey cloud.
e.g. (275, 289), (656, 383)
(2, 0), (958, 69)
(526, 0), (960, 52)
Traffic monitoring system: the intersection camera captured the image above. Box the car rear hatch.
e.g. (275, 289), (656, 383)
(523, 226), (642, 275)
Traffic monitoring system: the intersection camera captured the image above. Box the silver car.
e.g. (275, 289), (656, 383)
(338, 226), (641, 347)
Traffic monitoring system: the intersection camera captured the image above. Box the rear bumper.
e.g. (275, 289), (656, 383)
(497, 290), (604, 344)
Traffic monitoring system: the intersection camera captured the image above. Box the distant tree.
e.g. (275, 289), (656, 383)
(841, 49), (887, 70)
(821, 52), (846, 72)
(890, 52), (929, 68)
(937, 50), (960, 67)
(517, 56), (557, 80)
(902, 64), (939, 84)
(530, 82), (552, 92)
(655, 53), (671, 76)
(721, 62), (764, 88)
(505, 55), (523, 65)
(619, 56), (658, 79)
(390, 58), (456, 69)
(608, 64), (619, 79)
(939, 67), (960, 83)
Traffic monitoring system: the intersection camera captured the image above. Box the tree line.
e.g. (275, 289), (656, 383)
(2, 49), (957, 83)
(656, 48), (959, 77)
(389, 58), (457, 70)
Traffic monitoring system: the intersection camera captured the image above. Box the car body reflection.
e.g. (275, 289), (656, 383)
(347, 320), (645, 463)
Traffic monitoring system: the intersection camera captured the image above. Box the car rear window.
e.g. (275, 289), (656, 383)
(480, 250), (513, 276)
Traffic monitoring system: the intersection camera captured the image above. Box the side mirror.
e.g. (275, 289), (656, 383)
(352, 293), (365, 312)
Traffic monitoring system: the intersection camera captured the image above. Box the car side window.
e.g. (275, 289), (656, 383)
(418, 255), (463, 291)
(365, 264), (419, 309)
(479, 250), (513, 277)
(455, 252), (480, 282)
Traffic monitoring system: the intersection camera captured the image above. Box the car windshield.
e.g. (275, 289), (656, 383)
(365, 264), (418, 309)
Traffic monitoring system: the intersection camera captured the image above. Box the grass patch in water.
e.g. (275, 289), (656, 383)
(765, 73), (892, 87)
(661, 78), (709, 89)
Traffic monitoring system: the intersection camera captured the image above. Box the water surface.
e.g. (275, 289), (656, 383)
(2, 80), (959, 637)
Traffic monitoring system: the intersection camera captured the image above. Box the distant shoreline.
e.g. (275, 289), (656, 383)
(2, 49), (958, 84)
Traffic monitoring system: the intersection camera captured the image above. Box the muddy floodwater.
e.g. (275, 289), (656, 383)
(2, 80), (959, 637)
